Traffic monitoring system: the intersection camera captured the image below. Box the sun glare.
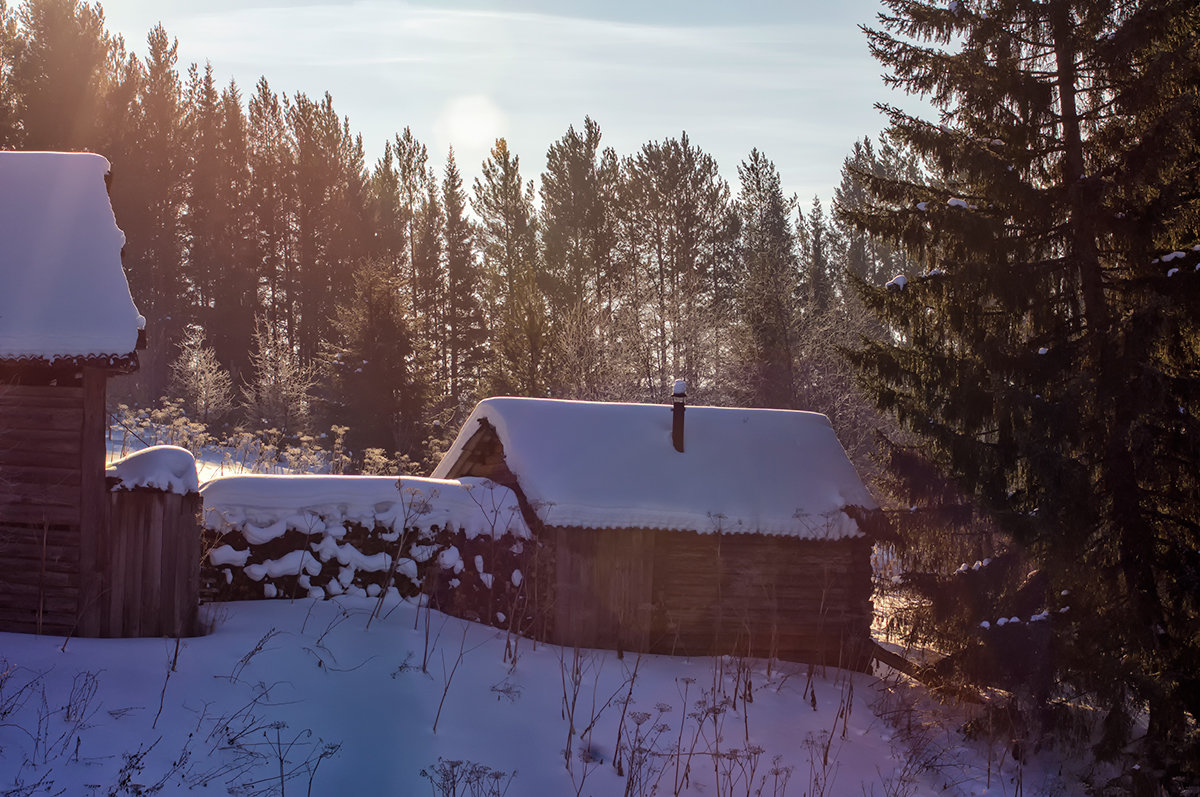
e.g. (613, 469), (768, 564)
(434, 94), (506, 168)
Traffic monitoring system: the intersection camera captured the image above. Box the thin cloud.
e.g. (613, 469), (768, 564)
(105, 0), (915, 201)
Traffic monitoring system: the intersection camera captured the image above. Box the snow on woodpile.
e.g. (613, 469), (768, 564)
(200, 474), (529, 543)
(106, 445), (200, 494)
(0, 151), (143, 361)
(433, 397), (878, 539)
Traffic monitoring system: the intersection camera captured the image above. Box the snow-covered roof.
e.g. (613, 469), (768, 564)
(200, 474), (530, 543)
(0, 152), (143, 362)
(432, 397), (879, 539)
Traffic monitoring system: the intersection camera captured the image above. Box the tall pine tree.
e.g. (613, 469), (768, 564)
(441, 149), (485, 402)
(472, 138), (548, 396)
(734, 149), (801, 409)
(7, 0), (112, 149)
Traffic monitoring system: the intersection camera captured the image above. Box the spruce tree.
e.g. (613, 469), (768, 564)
(367, 141), (406, 276)
(285, 91), (367, 360)
(393, 127), (431, 319)
(472, 138), (548, 396)
(847, 0), (1200, 776)
(801, 196), (836, 312)
(411, 171), (445, 386)
(246, 78), (293, 349)
(112, 23), (188, 396)
(734, 149), (801, 409)
(7, 0), (112, 149)
(441, 149), (485, 401)
(322, 260), (428, 458)
(834, 136), (920, 287)
(211, 79), (256, 380)
(184, 62), (222, 320)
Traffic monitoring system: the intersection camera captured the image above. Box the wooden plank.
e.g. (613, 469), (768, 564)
(76, 367), (106, 637)
(0, 583), (80, 610)
(0, 482), (80, 508)
(144, 492), (164, 633)
(0, 610), (76, 635)
(0, 428), (83, 454)
(1, 568), (79, 588)
(0, 380), (83, 394)
(124, 492), (148, 637)
(0, 502), (79, 526)
(157, 493), (180, 638)
(107, 491), (130, 636)
(183, 493), (202, 636)
(0, 405), (84, 431)
(0, 554), (79, 576)
(0, 599), (77, 618)
(0, 383), (84, 403)
(645, 529), (873, 664)
(0, 531), (80, 554)
(0, 467), (82, 490)
(183, 494), (201, 636)
(167, 495), (187, 637)
(0, 448), (80, 470)
(117, 491), (142, 637)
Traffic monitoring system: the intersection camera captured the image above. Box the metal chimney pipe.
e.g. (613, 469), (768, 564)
(672, 379), (686, 453)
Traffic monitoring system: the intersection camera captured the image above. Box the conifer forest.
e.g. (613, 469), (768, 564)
(1, 0), (1198, 786)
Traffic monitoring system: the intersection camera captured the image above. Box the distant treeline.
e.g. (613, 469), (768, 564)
(0, 0), (909, 466)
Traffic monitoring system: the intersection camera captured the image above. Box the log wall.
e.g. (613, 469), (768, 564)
(0, 379), (201, 637)
(0, 383), (86, 633)
(552, 527), (655, 654)
(547, 528), (873, 669)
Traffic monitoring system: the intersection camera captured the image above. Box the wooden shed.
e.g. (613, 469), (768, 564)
(433, 396), (886, 669)
(0, 152), (146, 636)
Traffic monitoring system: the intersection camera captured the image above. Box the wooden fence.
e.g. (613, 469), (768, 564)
(101, 488), (202, 638)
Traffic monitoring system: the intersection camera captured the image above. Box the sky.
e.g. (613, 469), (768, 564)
(96, 0), (931, 204)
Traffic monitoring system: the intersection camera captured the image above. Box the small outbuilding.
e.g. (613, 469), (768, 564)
(432, 396), (884, 669)
(0, 152), (146, 636)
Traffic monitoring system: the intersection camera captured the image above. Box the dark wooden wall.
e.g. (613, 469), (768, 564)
(651, 532), (873, 668)
(547, 528), (873, 669)
(552, 527), (655, 654)
(0, 374), (201, 638)
(103, 489), (201, 637)
(0, 381), (88, 633)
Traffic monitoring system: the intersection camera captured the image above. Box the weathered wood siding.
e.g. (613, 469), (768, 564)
(104, 489), (201, 637)
(552, 527), (655, 653)
(0, 383), (86, 633)
(78, 368), (109, 635)
(547, 528), (873, 669)
(0, 522), (80, 633)
(0, 383), (85, 527)
(651, 532), (872, 668)
(0, 379), (201, 637)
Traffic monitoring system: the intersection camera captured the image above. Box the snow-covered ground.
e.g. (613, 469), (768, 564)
(0, 596), (1076, 796)
(79, 426), (1094, 794)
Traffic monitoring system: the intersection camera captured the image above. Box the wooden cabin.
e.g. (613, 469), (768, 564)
(433, 396), (885, 669)
(0, 152), (146, 636)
